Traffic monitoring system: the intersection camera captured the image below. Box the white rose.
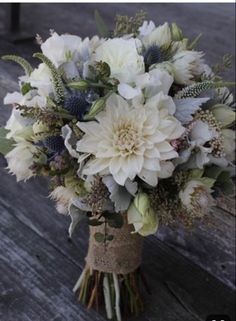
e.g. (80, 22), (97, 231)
(5, 141), (37, 182)
(172, 50), (205, 85)
(28, 63), (53, 97)
(5, 108), (32, 141)
(93, 38), (145, 83)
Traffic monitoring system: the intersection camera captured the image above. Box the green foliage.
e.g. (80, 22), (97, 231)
(2, 55), (33, 75)
(94, 232), (105, 243)
(204, 165), (235, 196)
(84, 98), (106, 120)
(212, 54), (232, 76)
(102, 212), (124, 229)
(94, 10), (110, 37)
(0, 128), (15, 156)
(188, 33), (202, 50)
(90, 61), (111, 80)
(175, 81), (236, 99)
(33, 53), (65, 105)
(67, 80), (88, 90)
(88, 219), (103, 226)
(21, 83), (33, 95)
(113, 10), (147, 37)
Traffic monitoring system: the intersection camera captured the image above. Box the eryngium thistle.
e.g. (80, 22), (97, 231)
(44, 135), (65, 153)
(64, 94), (89, 120)
(144, 45), (161, 66)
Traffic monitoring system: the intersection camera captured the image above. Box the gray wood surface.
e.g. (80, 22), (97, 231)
(0, 3), (235, 321)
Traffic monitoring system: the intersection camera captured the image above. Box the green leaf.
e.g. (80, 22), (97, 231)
(2, 55), (33, 75)
(188, 33), (202, 50)
(21, 82), (33, 95)
(0, 128), (15, 156)
(217, 171), (231, 183)
(107, 213), (124, 229)
(204, 165), (224, 179)
(106, 235), (114, 241)
(88, 219), (103, 226)
(189, 169), (204, 179)
(219, 180), (235, 196)
(68, 204), (86, 237)
(198, 177), (216, 189)
(94, 10), (109, 37)
(94, 232), (105, 243)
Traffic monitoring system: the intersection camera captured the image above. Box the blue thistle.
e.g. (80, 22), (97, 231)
(44, 136), (65, 154)
(64, 93), (89, 120)
(144, 45), (161, 67)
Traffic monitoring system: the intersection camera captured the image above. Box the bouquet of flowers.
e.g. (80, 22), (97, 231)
(1, 11), (235, 321)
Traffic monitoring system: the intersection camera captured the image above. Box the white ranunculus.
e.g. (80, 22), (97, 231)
(4, 91), (24, 105)
(76, 93), (184, 186)
(118, 69), (173, 101)
(141, 22), (171, 48)
(179, 180), (214, 213)
(41, 32), (82, 67)
(128, 192), (158, 236)
(93, 38), (145, 83)
(50, 186), (77, 215)
(41, 32), (102, 68)
(5, 108), (32, 141)
(4, 89), (47, 109)
(5, 141), (38, 182)
(138, 20), (156, 37)
(172, 50), (205, 85)
(28, 63), (53, 97)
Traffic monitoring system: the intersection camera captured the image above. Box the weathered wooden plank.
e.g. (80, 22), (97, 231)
(157, 205), (236, 289)
(0, 201), (235, 321)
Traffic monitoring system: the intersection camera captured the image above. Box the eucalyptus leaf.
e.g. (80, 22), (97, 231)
(88, 219), (103, 226)
(174, 97), (209, 124)
(94, 10), (110, 37)
(106, 235), (114, 241)
(204, 165), (224, 179)
(198, 177), (216, 189)
(94, 232), (105, 243)
(0, 128), (15, 156)
(107, 214), (124, 229)
(68, 204), (87, 237)
(219, 180), (235, 196)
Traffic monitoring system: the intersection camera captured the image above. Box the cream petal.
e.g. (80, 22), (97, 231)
(156, 141), (174, 152)
(138, 168), (158, 186)
(158, 161), (174, 178)
(160, 150), (178, 160)
(83, 158), (110, 175)
(113, 169), (129, 186)
(143, 158), (161, 171)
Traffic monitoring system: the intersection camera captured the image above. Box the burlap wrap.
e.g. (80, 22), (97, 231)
(86, 217), (143, 274)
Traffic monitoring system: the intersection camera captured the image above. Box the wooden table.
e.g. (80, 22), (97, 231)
(0, 3), (235, 321)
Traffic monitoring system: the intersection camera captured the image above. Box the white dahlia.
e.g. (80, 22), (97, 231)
(76, 94), (184, 186)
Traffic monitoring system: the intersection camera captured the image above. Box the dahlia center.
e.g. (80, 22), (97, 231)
(114, 123), (140, 156)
